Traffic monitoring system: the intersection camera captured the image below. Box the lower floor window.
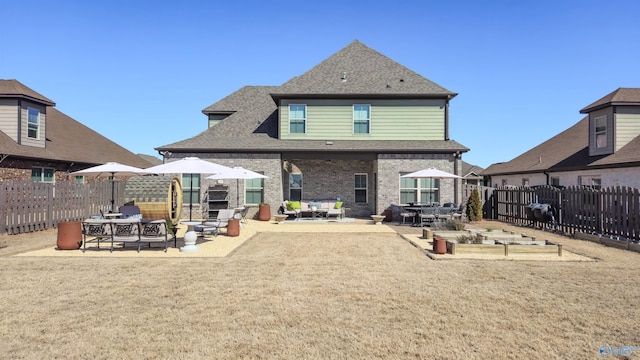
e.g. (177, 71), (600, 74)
(182, 174), (200, 205)
(399, 175), (439, 204)
(246, 176), (264, 204)
(355, 173), (367, 203)
(289, 174), (302, 201)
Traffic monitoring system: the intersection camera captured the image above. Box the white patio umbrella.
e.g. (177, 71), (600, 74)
(400, 167), (461, 204)
(206, 166), (268, 207)
(71, 162), (150, 211)
(145, 157), (233, 221)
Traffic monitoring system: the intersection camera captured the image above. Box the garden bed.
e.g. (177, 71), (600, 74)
(446, 241), (562, 256)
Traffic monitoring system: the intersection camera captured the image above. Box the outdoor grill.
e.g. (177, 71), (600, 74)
(532, 203), (556, 223)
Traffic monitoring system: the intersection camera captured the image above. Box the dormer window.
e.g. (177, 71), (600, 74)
(595, 115), (607, 148)
(27, 108), (40, 139)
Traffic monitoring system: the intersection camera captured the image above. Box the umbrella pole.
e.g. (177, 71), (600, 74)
(110, 172), (115, 212)
(189, 174), (193, 221)
(236, 180), (240, 208)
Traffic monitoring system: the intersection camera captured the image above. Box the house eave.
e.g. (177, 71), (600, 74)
(270, 93), (457, 102)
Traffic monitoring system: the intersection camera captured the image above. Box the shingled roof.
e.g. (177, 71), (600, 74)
(0, 107), (153, 167)
(580, 88), (640, 113)
(160, 86), (468, 153)
(0, 79), (56, 106)
(0, 81), (152, 168)
(271, 40), (456, 99)
(158, 41), (467, 154)
(482, 116), (640, 176)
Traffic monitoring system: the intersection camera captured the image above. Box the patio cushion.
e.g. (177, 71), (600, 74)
(334, 201), (343, 209)
(287, 201), (301, 210)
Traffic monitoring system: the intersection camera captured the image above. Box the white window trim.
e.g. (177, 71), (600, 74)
(288, 104), (307, 135)
(27, 107), (40, 139)
(353, 104), (371, 135)
(594, 115), (607, 149)
(355, 173), (368, 203)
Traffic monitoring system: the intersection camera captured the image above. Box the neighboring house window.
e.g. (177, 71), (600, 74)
(74, 175), (85, 195)
(522, 178), (529, 187)
(289, 174), (302, 201)
(32, 167), (54, 183)
(355, 173), (368, 203)
(595, 115), (607, 148)
(245, 176), (264, 204)
(353, 104), (370, 134)
(550, 177), (560, 186)
(501, 179), (508, 186)
(182, 174), (200, 206)
(27, 108), (40, 139)
(289, 104), (306, 134)
(591, 178), (601, 190)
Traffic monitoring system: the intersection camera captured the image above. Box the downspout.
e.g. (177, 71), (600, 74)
(454, 151), (460, 205)
(544, 171), (549, 185)
(444, 99), (450, 141)
(17, 99), (22, 144)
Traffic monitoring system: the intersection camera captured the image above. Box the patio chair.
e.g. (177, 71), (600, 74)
(195, 209), (235, 236)
(233, 207), (250, 227)
(138, 219), (169, 252)
(81, 218), (111, 252)
(419, 206), (436, 227)
(109, 218), (141, 252)
(399, 207), (416, 225)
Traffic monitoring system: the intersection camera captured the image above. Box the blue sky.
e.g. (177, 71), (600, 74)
(2, 0), (639, 168)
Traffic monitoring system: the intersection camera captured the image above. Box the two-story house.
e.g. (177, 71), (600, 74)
(0, 79), (153, 182)
(156, 41), (469, 218)
(482, 88), (640, 189)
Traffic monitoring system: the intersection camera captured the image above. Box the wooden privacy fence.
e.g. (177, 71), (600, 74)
(477, 185), (640, 242)
(0, 179), (125, 235)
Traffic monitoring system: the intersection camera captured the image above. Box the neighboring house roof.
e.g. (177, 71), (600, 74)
(0, 79), (56, 106)
(580, 88), (640, 113)
(160, 86), (468, 153)
(482, 116), (640, 176)
(137, 154), (163, 166)
(0, 106), (153, 168)
(271, 40), (457, 100)
(461, 161), (484, 177)
(159, 41), (468, 154)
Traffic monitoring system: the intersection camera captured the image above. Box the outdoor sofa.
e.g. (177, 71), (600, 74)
(281, 199), (345, 220)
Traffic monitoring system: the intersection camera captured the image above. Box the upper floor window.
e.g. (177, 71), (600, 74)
(27, 108), (40, 139)
(32, 167), (54, 183)
(353, 104), (370, 134)
(595, 115), (607, 148)
(289, 104), (306, 134)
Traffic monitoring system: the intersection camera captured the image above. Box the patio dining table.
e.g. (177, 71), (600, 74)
(404, 205), (460, 226)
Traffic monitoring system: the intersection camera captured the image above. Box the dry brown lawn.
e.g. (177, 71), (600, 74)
(1, 220), (640, 359)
